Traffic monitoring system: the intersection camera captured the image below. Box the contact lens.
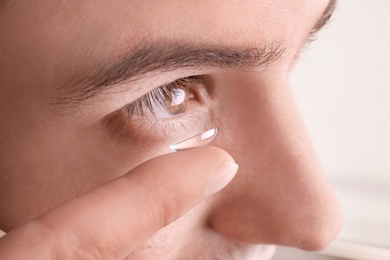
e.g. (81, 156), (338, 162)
(169, 127), (219, 152)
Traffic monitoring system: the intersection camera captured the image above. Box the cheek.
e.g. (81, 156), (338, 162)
(0, 118), (140, 230)
(0, 115), (155, 230)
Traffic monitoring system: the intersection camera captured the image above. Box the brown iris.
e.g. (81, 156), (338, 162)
(161, 79), (190, 116)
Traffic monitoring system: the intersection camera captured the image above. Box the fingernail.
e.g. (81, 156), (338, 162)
(204, 162), (238, 197)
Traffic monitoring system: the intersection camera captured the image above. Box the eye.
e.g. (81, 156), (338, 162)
(104, 75), (211, 140)
(125, 76), (203, 120)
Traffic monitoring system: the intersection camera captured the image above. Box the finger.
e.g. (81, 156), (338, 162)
(0, 146), (238, 259)
(0, 230), (5, 238)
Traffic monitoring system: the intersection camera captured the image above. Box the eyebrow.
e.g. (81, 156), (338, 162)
(311, 0), (337, 38)
(58, 0), (336, 105)
(58, 42), (286, 105)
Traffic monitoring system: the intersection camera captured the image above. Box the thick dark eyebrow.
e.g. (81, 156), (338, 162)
(310, 0), (337, 39)
(57, 42), (286, 105)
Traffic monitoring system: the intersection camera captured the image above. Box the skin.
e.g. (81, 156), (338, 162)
(0, 0), (342, 259)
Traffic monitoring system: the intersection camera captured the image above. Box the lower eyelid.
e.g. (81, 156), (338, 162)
(134, 102), (210, 136)
(102, 100), (211, 144)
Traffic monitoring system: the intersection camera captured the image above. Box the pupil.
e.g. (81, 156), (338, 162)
(171, 89), (186, 105)
(164, 86), (189, 115)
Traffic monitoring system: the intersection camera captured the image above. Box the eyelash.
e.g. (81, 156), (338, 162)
(124, 75), (206, 120)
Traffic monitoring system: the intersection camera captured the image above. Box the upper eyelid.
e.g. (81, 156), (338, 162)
(131, 74), (209, 103)
(124, 74), (209, 118)
(148, 74), (210, 98)
(169, 75), (210, 85)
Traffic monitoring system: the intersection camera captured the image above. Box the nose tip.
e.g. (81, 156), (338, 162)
(295, 205), (343, 251)
(207, 162), (342, 251)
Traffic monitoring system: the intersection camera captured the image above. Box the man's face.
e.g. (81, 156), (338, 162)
(0, 0), (341, 259)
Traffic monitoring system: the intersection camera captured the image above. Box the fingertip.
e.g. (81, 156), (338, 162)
(204, 162), (238, 197)
(173, 146), (236, 166)
(165, 146), (239, 197)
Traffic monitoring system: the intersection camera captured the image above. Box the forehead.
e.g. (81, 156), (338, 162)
(1, 0), (328, 47)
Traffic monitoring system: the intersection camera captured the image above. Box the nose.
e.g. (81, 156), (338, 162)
(208, 74), (342, 251)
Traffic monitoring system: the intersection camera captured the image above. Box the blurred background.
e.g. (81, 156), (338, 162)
(273, 1), (390, 259)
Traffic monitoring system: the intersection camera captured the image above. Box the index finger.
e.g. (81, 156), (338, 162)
(0, 147), (237, 259)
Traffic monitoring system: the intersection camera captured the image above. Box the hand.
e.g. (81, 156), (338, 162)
(0, 147), (238, 259)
